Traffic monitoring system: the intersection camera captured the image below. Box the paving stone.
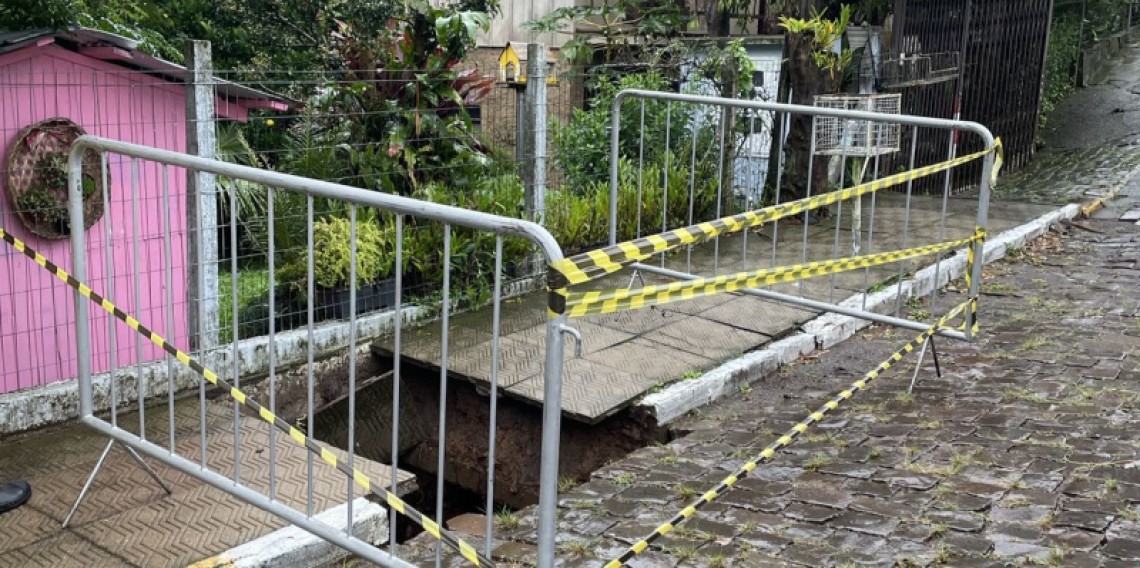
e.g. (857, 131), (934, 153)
(1046, 527), (1107, 552)
(733, 479), (792, 498)
(1107, 519), (1140, 540)
(779, 541), (838, 566)
(617, 485), (678, 505)
(986, 522), (1044, 542)
(949, 480), (1012, 501)
(844, 480), (895, 499)
(1102, 538), (1140, 562)
(781, 502), (841, 524)
(603, 521), (665, 545)
(684, 517), (739, 539)
(779, 521), (833, 543)
(561, 512), (618, 538)
(830, 511), (900, 537)
(937, 532), (995, 556)
(871, 471), (940, 491)
(1054, 510), (1115, 532)
(847, 495), (908, 519)
(817, 462), (879, 480)
(935, 492), (994, 512)
(788, 486), (854, 509)
(715, 489), (787, 514)
(1063, 551), (1112, 568)
(989, 536), (1052, 560)
(736, 530), (792, 554)
(926, 509), (987, 533)
(891, 521), (937, 542)
(823, 530), (887, 554)
(989, 505), (1053, 525)
(602, 499), (641, 518)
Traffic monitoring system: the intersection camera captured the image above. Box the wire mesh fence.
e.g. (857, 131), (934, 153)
(1, 65), (194, 395)
(1, 47), (789, 398)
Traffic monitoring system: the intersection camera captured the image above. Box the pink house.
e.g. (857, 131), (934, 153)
(0, 28), (285, 397)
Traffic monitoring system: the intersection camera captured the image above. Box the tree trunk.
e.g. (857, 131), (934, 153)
(764, 31), (838, 210)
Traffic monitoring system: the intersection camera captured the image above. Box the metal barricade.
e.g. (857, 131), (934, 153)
(583, 89), (998, 342)
(64, 136), (568, 568)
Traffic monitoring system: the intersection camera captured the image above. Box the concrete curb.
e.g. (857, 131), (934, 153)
(637, 200), (1097, 426)
(188, 497), (386, 568)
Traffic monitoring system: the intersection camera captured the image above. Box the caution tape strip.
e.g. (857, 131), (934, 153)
(550, 139), (1003, 288)
(602, 298), (973, 568)
(0, 228), (494, 568)
(554, 230), (983, 318)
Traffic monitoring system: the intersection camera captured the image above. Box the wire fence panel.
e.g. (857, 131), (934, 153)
(0, 67), (191, 396)
(63, 136), (567, 568)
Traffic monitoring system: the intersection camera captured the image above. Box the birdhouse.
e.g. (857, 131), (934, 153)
(497, 42), (557, 86)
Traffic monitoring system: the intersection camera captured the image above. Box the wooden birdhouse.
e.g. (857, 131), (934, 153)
(497, 42), (557, 86)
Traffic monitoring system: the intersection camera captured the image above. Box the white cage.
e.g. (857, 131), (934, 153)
(812, 93), (902, 157)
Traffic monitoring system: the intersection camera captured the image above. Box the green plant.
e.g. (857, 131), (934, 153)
(558, 476), (578, 492)
(16, 187), (66, 227)
(778, 6), (855, 81)
(675, 484), (697, 499)
(494, 507), (520, 529)
(16, 152), (98, 231)
(804, 453), (831, 471)
(558, 540), (595, 558)
(613, 473), (636, 486)
(307, 216), (393, 289)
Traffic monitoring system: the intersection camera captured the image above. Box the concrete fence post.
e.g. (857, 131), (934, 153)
(185, 40), (219, 352)
(523, 43), (548, 226)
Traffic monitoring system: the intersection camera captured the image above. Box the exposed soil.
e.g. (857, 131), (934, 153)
(220, 344), (668, 510)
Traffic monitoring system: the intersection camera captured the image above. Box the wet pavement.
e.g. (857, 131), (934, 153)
(397, 182), (1140, 566)
(0, 397), (417, 567)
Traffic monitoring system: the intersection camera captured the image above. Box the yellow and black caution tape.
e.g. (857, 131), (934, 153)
(550, 140), (1003, 289)
(0, 228), (494, 568)
(556, 231), (982, 318)
(602, 298), (973, 568)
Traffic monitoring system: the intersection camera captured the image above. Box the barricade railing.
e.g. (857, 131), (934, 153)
(16, 135), (574, 568)
(557, 89), (1000, 342)
(560, 89), (1001, 568)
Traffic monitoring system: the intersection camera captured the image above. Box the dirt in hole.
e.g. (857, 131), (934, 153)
(228, 343), (669, 510)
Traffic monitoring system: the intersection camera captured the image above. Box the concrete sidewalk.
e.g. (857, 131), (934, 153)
(0, 396), (417, 567)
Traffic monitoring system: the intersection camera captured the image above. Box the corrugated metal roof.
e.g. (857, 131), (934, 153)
(0, 28), (288, 105)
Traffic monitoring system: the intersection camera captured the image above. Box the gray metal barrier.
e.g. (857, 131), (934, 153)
(66, 136), (568, 568)
(605, 89), (998, 342)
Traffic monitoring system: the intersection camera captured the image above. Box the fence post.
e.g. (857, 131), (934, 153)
(185, 40), (219, 352)
(522, 43), (548, 226)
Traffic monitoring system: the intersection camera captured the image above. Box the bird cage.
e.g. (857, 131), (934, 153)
(813, 93), (902, 157)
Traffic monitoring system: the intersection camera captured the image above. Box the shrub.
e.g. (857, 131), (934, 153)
(1039, 15), (1081, 135)
(553, 71), (718, 193)
(308, 216), (394, 289)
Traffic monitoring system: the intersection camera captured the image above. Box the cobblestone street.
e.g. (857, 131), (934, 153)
(453, 190), (1140, 567)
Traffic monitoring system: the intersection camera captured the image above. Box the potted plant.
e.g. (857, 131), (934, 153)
(308, 215), (397, 319)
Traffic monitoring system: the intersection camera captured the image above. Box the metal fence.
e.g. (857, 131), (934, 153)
(599, 89), (998, 341)
(66, 136), (569, 568)
(891, 0), (1054, 173)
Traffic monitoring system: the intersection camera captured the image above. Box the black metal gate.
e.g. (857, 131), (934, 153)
(891, 0), (1055, 182)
